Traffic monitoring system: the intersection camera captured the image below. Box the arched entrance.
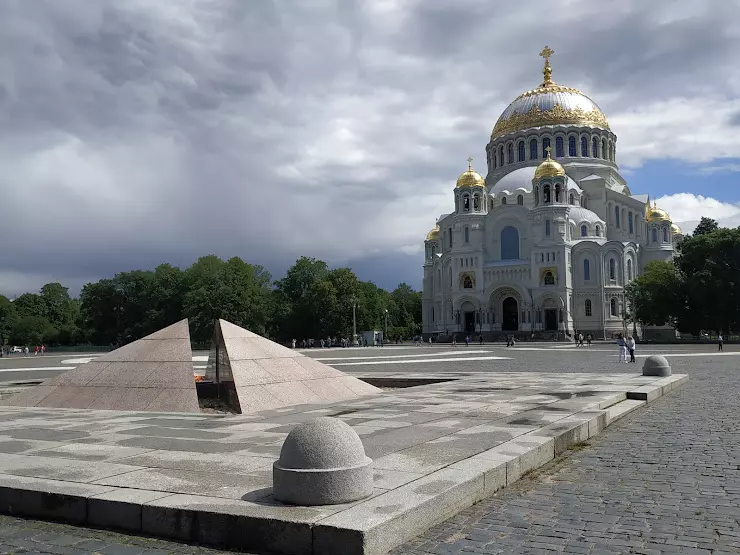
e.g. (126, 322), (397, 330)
(502, 297), (519, 331)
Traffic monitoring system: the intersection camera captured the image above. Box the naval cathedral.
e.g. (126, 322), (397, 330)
(422, 47), (681, 340)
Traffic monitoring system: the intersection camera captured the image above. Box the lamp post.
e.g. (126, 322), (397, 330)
(350, 297), (358, 346)
(384, 309), (389, 346)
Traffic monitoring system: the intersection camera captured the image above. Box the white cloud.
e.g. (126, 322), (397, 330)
(658, 193), (740, 233)
(0, 0), (738, 295)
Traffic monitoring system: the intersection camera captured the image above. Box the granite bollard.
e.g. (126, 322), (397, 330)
(273, 417), (373, 506)
(642, 354), (671, 377)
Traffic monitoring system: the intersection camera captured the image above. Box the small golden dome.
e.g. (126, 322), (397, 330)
(646, 198), (671, 223)
(534, 148), (565, 180)
(426, 225), (440, 241)
(671, 223), (682, 235)
(456, 157), (486, 188)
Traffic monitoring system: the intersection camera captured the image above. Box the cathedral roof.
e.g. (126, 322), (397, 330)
(534, 150), (566, 180)
(568, 206), (604, 225)
(455, 158), (486, 188)
(646, 197), (671, 223)
(491, 47), (609, 140)
(425, 225), (440, 241)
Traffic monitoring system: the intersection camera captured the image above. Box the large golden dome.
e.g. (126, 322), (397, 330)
(646, 198), (671, 223)
(426, 225), (440, 241)
(456, 157), (486, 188)
(534, 149), (566, 180)
(491, 47), (609, 140)
(671, 223), (682, 235)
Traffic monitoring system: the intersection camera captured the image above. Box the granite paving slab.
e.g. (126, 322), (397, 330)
(0, 371), (687, 555)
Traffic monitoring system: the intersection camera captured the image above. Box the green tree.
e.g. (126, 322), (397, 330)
(273, 257), (330, 340)
(625, 260), (682, 328)
(79, 279), (119, 345)
(0, 295), (15, 345)
(692, 217), (719, 236)
(183, 256), (273, 343)
(676, 227), (740, 333)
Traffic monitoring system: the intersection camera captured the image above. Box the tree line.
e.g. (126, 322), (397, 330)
(0, 256), (422, 347)
(626, 217), (740, 336)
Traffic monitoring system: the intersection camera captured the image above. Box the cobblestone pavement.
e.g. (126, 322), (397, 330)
(0, 513), (236, 554)
(391, 355), (740, 555)
(1, 347), (738, 555)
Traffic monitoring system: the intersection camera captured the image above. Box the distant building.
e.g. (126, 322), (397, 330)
(422, 48), (681, 339)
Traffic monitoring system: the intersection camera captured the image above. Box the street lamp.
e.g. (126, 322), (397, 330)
(350, 297), (358, 345)
(384, 309), (389, 346)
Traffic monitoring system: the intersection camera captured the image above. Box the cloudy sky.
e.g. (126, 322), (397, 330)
(1, 0), (739, 297)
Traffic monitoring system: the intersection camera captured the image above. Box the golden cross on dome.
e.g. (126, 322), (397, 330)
(539, 45), (555, 87)
(467, 156), (473, 170)
(545, 145), (552, 158)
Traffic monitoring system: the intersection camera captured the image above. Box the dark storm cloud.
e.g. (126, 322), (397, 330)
(0, 0), (737, 296)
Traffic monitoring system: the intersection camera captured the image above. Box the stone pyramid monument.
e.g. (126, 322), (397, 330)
(206, 319), (380, 413)
(2, 319), (200, 413)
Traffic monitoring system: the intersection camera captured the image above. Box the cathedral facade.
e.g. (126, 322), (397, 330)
(422, 48), (681, 340)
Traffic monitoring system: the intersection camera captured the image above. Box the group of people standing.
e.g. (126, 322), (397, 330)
(615, 334), (637, 363)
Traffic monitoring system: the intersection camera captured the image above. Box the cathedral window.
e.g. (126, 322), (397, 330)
(463, 275), (473, 289)
(544, 271), (555, 285)
(544, 184), (551, 203)
(517, 194), (524, 205)
(473, 195), (480, 211)
(498, 146), (504, 167)
(534, 186), (539, 206)
(602, 138), (608, 160)
(501, 197), (507, 205)
(518, 141), (525, 162)
(530, 139), (538, 160)
(627, 259), (633, 281)
(569, 193), (575, 205)
(491, 151), (496, 169)
(507, 143), (514, 164)
(652, 228), (658, 243)
(545, 219), (551, 236)
(448, 228), (453, 248)
(464, 226), (470, 243)
(501, 226), (520, 260)
(595, 224), (600, 236)
(556, 136), (564, 158)
(663, 227), (669, 242)
(463, 195), (470, 212)
(609, 258), (616, 280)
(585, 299), (592, 316)
(615, 206), (620, 228)
(555, 184), (562, 203)
(581, 136), (588, 157)
(610, 298), (618, 316)
(584, 259), (591, 280)
(581, 225), (588, 237)
(568, 136), (576, 157)
(542, 137), (551, 159)
(628, 212), (633, 234)
(592, 137), (598, 158)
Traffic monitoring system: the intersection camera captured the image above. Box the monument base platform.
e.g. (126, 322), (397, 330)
(0, 371), (687, 555)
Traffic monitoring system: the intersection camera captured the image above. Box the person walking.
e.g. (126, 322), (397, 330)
(718, 333), (724, 351)
(452, 336), (457, 347)
(586, 333), (592, 347)
(626, 335), (636, 363)
(578, 332), (584, 347)
(464, 335), (470, 347)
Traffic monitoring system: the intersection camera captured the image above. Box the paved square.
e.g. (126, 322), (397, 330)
(0, 345), (737, 554)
